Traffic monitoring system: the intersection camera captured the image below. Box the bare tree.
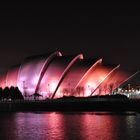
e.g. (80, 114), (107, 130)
(108, 83), (114, 95)
(62, 88), (69, 96)
(98, 87), (102, 95)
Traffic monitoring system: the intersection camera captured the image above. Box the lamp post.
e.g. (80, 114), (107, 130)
(23, 81), (28, 99)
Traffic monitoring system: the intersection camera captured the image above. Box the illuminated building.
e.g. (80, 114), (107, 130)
(0, 51), (137, 99)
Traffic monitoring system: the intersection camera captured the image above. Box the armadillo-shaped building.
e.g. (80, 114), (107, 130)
(0, 51), (137, 99)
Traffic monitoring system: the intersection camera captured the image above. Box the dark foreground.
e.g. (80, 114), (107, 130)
(0, 97), (140, 112)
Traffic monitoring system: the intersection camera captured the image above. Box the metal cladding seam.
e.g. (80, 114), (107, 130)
(35, 51), (62, 93)
(114, 71), (140, 91)
(53, 59), (96, 97)
(51, 54), (84, 99)
(90, 64), (120, 96)
(74, 58), (103, 90)
(16, 52), (62, 95)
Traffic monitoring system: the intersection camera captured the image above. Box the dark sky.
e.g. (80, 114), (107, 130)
(0, 2), (140, 75)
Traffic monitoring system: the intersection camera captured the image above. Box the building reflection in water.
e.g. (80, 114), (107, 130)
(0, 112), (140, 140)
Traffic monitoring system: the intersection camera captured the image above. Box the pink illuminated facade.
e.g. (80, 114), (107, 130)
(6, 65), (20, 88)
(0, 52), (136, 99)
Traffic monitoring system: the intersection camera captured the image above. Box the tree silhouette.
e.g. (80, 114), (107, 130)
(0, 86), (24, 101)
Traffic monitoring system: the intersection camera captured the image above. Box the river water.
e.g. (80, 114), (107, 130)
(0, 112), (140, 140)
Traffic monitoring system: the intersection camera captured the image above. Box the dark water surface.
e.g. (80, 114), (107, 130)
(0, 112), (140, 140)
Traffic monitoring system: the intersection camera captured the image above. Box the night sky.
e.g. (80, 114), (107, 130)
(0, 3), (140, 80)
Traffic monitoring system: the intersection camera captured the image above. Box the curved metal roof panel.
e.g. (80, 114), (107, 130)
(55, 59), (101, 97)
(38, 55), (83, 99)
(17, 52), (61, 96)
